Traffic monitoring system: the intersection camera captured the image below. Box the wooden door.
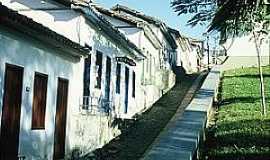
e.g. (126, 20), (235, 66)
(53, 78), (69, 160)
(0, 64), (24, 159)
(104, 57), (111, 112)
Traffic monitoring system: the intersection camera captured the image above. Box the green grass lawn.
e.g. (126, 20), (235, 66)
(203, 66), (270, 160)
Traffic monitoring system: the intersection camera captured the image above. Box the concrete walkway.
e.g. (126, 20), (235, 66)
(141, 66), (222, 160)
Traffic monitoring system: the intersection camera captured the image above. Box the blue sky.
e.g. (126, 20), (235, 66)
(94, 0), (209, 41)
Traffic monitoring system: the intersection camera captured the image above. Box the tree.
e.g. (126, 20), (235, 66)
(171, 0), (216, 27)
(171, 0), (269, 115)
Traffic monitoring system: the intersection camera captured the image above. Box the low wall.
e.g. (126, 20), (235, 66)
(222, 56), (270, 70)
(142, 65), (222, 160)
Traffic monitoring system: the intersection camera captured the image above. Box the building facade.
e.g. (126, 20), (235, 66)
(0, 3), (89, 159)
(0, 0), (202, 159)
(1, 0), (145, 159)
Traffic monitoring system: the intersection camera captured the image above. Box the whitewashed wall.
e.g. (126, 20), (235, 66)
(2, 0), (147, 158)
(0, 1), (179, 158)
(0, 28), (84, 160)
(173, 36), (199, 74)
(101, 14), (176, 109)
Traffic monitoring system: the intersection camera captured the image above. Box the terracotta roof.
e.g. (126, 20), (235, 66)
(0, 3), (89, 57)
(94, 5), (141, 26)
(111, 4), (177, 49)
(111, 4), (161, 25)
(73, 4), (146, 60)
(93, 5), (162, 49)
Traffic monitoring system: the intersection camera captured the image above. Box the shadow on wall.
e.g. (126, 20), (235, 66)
(0, 29), (77, 159)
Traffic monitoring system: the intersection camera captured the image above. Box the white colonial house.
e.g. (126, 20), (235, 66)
(168, 28), (202, 74)
(1, 0), (146, 159)
(93, 5), (177, 112)
(0, 2), (89, 159)
(111, 5), (178, 84)
(0, 0), (202, 159)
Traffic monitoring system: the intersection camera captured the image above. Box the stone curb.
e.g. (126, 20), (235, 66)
(141, 65), (222, 160)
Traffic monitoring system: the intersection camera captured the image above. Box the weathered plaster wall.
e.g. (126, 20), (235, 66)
(0, 28), (83, 160)
(101, 14), (175, 110)
(1, 1), (177, 158)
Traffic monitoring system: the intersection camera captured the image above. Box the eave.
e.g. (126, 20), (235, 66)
(94, 5), (162, 49)
(0, 3), (90, 58)
(111, 4), (177, 49)
(72, 4), (146, 60)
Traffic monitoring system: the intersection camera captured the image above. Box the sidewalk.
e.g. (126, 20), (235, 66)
(141, 66), (221, 160)
(91, 73), (205, 160)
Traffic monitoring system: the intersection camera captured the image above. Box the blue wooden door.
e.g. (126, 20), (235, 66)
(124, 67), (129, 113)
(104, 57), (111, 112)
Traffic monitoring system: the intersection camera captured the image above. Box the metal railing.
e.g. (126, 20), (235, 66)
(79, 96), (113, 116)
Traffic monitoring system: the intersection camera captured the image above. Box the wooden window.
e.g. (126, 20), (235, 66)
(104, 56), (111, 101)
(116, 63), (121, 94)
(83, 55), (91, 96)
(32, 72), (48, 130)
(83, 55), (91, 108)
(95, 51), (102, 89)
(124, 67), (129, 113)
(132, 71), (136, 98)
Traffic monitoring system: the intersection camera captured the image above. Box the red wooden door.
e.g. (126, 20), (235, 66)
(0, 64), (23, 160)
(53, 78), (69, 160)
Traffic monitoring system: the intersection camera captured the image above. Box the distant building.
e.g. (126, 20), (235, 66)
(168, 28), (203, 73)
(222, 34), (270, 69)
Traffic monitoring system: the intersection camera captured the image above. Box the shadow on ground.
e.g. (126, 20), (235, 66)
(201, 67), (270, 160)
(70, 71), (203, 160)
